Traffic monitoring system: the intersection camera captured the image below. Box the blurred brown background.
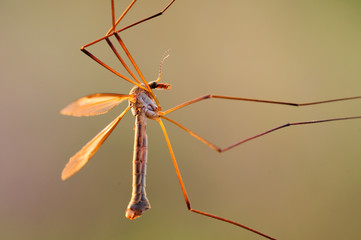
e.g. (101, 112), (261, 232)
(1, 0), (361, 239)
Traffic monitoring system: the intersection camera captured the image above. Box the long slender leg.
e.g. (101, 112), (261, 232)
(81, 48), (146, 90)
(114, 33), (161, 109)
(82, 0), (175, 49)
(112, 0), (176, 36)
(80, 0), (175, 93)
(161, 95), (361, 115)
(105, 37), (142, 85)
(110, 0), (117, 33)
(160, 115), (361, 153)
(156, 118), (276, 240)
(104, 33), (168, 102)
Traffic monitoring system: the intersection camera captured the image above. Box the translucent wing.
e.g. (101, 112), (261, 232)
(61, 106), (130, 180)
(61, 93), (130, 116)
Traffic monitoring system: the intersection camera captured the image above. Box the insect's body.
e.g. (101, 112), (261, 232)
(129, 84), (159, 119)
(126, 83), (161, 219)
(61, 1), (361, 239)
(127, 110), (150, 219)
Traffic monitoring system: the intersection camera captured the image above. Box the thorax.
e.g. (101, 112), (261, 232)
(128, 86), (159, 119)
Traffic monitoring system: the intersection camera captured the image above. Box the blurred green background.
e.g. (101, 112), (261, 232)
(1, 0), (361, 239)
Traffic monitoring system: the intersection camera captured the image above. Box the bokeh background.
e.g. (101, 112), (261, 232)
(1, 0), (361, 239)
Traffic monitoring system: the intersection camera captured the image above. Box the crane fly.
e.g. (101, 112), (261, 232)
(60, 1), (361, 239)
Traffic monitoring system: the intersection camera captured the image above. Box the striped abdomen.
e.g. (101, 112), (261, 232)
(125, 113), (150, 219)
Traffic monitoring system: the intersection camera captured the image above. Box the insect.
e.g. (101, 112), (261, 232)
(61, 1), (361, 239)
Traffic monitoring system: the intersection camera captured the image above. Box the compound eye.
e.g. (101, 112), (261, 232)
(148, 81), (157, 89)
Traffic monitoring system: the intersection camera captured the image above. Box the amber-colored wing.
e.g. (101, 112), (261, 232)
(61, 106), (130, 180)
(61, 93), (130, 117)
